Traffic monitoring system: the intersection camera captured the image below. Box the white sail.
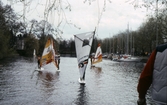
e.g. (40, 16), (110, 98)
(74, 31), (95, 83)
(33, 49), (36, 56)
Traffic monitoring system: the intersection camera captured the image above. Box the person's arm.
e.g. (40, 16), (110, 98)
(137, 50), (156, 104)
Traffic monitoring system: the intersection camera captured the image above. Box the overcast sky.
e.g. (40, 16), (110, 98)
(2, 0), (148, 40)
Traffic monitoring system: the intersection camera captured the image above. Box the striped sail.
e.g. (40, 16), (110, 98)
(40, 38), (58, 69)
(92, 44), (102, 65)
(74, 31), (94, 81)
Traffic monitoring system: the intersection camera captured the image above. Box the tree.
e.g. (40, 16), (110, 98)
(0, 2), (16, 59)
(24, 35), (39, 56)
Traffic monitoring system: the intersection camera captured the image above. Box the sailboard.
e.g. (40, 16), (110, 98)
(74, 31), (95, 84)
(38, 38), (59, 72)
(91, 44), (102, 66)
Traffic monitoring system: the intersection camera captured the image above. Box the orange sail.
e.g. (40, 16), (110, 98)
(40, 38), (58, 69)
(92, 44), (102, 65)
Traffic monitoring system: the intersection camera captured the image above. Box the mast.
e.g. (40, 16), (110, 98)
(156, 0), (159, 46)
(109, 33), (111, 53)
(113, 36), (114, 53)
(133, 36), (135, 56)
(127, 23), (129, 54)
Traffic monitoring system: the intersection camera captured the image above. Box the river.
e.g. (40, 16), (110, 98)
(0, 56), (152, 105)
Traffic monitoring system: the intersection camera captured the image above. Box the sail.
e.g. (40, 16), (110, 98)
(40, 38), (58, 69)
(33, 49), (36, 56)
(74, 31), (94, 80)
(92, 44), (102, 64)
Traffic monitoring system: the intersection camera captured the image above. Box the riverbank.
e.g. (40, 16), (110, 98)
(0, 54), (20, 66)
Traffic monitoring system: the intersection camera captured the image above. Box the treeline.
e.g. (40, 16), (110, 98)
(0, 1), (167, 59)
(0, 2), (16, 59)
(0, 2), (59, 59)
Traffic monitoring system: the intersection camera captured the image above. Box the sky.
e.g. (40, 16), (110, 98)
(2, 0), (148, 40)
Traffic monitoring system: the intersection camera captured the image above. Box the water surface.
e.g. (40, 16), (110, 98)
(0, 56), (151, 105)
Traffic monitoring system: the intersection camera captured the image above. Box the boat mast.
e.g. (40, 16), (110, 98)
(127, 23), (129, 55)
(156, 0), (159, 46)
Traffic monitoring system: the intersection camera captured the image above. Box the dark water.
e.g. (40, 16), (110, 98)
(0, 56), (151, 105)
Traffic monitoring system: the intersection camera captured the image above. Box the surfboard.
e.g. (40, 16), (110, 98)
(57, 69), (61, 72)
(35, 67), (44, 72)
(78, 78), (86, 85)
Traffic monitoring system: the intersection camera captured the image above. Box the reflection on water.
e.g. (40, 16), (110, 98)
(91, 66), (102, 73)
(36, 71), (60, 105)
(75, 85), (88, 105)
(90, 66), (102, 79)
(35, 70), (60, 90)
(38, 71), (60, 82)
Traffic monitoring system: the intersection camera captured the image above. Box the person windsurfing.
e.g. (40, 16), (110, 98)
(37, 56), (41, 69)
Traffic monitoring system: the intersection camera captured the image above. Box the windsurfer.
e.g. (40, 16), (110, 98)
(57, 54), (60, 69)
(90, 55), (94, 65)
(55, 51), (60, 70)
(37, 56), (41, 69)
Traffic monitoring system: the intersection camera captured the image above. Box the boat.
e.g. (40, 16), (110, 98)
(117, 55), (141, 62)
(36, 37), (59, 72)
(74, 31), (95, 84)
(91, 43), (102, 67)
